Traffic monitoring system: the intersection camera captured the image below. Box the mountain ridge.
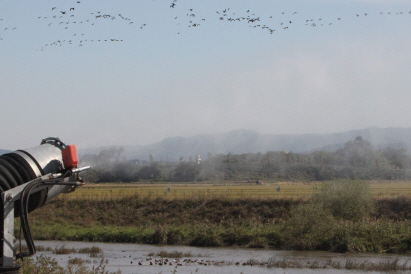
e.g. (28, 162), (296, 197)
(78, 127), (411, 161)
(0, 149), (11, 156)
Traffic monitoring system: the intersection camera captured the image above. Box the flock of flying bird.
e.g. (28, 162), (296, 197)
(0, 0), (410, 50)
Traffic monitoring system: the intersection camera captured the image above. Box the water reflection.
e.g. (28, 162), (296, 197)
(35, 241), (411, 274)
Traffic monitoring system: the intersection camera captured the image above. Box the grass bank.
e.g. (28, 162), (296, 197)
(26, 185), (411, 253)
(29, 219), (411, 253)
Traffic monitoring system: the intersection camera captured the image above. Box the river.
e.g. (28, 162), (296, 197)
(34, 241), (411, 274)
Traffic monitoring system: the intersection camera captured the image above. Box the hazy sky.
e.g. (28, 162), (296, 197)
(1, 0), (411, 150)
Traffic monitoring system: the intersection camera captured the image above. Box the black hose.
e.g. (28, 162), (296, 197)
(0, 165), (17, 189)
(0, 156), (32, 185)
(0, 154), (38, 193)
(18, 181), (37, 258)
(0, 154), (38, 259)
(17, 177), (77, 259)
(2, 154), (37, 181)
(0, 158), (23, 186)
(19, 179), (43, 258)
(0, 174), (8, 191)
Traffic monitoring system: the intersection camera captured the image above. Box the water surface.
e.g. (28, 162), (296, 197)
(35, 241), (411, 274)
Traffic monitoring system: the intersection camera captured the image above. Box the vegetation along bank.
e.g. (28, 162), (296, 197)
(26, 181), (411, 253)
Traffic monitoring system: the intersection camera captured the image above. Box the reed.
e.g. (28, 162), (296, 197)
(18, 244), (104, 257)
(156, 251), (194, 258)
(53, 245), (77, 255)
(79, 246), (104, 257)
(19, 255), (120, 274)
(265, 256), (411, 271)
(68, 257), (91, 265)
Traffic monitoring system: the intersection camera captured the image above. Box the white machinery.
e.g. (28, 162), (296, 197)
(0, 137), (90, 273)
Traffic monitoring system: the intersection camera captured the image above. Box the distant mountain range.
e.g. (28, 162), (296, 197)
(78, 127), (411, 162)
(2, 128), (410, 161)
(0, 149), (11, 156)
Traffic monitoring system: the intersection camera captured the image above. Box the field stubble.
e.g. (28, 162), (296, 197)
(61, 180), (411, 201)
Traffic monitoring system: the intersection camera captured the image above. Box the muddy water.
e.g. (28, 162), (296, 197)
(35, 241), (411, 274)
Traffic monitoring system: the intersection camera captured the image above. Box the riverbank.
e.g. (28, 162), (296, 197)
(27, 192), (411, 253)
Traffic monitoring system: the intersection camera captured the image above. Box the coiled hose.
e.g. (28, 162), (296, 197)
(0, 153), (42, 259)
(0, 154), (36, 191)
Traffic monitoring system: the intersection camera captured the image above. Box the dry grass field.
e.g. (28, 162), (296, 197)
(61, 180), (411, 201)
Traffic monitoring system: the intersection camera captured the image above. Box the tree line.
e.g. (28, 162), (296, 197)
(80, 136), (411, 183)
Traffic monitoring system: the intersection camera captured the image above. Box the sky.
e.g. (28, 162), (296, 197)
(1, 0), (411, 150)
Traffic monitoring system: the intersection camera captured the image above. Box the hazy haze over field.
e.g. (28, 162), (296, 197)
(1, 0), (411, 150)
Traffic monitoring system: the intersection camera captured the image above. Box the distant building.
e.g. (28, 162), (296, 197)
(130, 159), (149, 166)
(197, 155), (201, 165)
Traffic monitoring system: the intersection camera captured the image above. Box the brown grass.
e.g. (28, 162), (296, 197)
(58, 181), (411, 201)
(53, 245), (77, 254)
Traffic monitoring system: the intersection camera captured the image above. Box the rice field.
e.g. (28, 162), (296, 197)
(60, 181), (411, 200)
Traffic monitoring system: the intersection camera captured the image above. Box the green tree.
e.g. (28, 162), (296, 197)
(113, 162), (133, 182)
(382, 147), (409, 169)
(172, 162), (200, 182)
(336, 136), (377, 169)
(138, 163), (161, 181)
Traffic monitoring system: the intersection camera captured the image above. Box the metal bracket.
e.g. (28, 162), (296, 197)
(1, 175), (73, 267)
(0, 166), (89, 267)
(2, 182), (41, 266)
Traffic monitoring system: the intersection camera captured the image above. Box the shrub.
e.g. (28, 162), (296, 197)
(313, 180), (374, 221)
(151, 226), (168, 244)
(19, 255), (63, 274)
(166, 228), (186, 245)
(189, 227), (222, 247)
(281, 202), (335, 250)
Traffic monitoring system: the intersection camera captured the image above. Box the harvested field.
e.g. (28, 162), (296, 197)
(60, 181), (411, 201)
